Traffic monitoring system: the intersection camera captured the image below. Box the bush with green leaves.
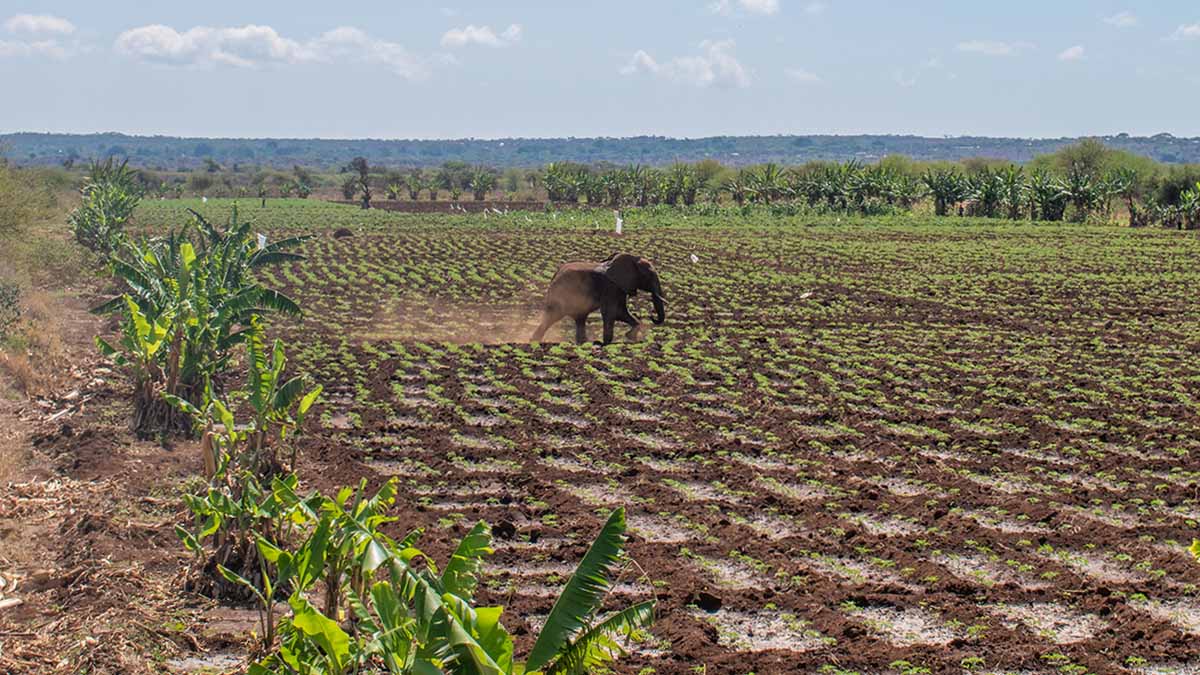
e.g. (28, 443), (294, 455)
(249, 504), (654, 675)
(94, 207), (307, 437)
(68, 158), (143, 255)
(168, 328), (320, 600)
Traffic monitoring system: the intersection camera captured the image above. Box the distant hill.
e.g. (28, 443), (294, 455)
(4, 132), (1199, 169)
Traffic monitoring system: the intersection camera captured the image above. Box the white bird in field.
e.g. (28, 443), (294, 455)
(202, 196), (208, 203)
(614, 210), (623, 235)
(690, 253), (700, 264)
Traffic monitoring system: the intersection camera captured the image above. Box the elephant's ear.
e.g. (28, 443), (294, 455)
(599, 254), (639, 294)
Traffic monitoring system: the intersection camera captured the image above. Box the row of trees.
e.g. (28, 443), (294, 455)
(340, 158), (501, 208)
(59, 140), (1200, 225)
(538, 155), (1200, 226)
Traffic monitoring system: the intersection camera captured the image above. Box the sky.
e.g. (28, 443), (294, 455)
(1, 1), (1199, 139)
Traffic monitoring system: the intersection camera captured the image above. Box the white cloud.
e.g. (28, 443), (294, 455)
(785, 67), (821, 84)
(1057, 45), (1085, 61)
(1, 14), (81, 59)
(440, 23), (522, 48)
(956, 40), (1032, 56)
(1170, 23), (1200, 40)
(114, 24), (313, 68)
(1103, 11), (1137, 28)
(4, 13), (75, 35)
(803, 2), (827, 15)
(621, 39), (751, 88)
(313, 27), (429, 79)
(709, 0), (780, 16)
(114, 23), (429, 79)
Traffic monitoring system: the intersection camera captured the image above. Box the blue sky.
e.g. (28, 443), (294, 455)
(1, 1), (1198, 139)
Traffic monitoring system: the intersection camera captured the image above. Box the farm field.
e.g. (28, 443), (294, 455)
(138, 199), (1200, 674)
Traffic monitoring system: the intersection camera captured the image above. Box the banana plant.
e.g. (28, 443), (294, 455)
(524, 508), (654, 675)
(1181, 182), (1200, 230)
(1107, 167), (1139, 226)
(747, 163), (786, 204)
(999, 165), (1026, 220)
(94, 207), (307, 438)
(469, 167), (498, 201)
(1060, 163), (1100, 222)
(580, 172), (606, 206)
(250, 507), (654, 675)
(922, 168), (966, 217)
(601, 171), (626, 207)
(625, 165), (654, 207)
(69, 158), (143, 255)
(723, 170), (752, 206)
(1028, 169), (1067, 221)
(406, 170), (424, 200)
(219, 521), (331, 649)
(967, 169), (1004, 218)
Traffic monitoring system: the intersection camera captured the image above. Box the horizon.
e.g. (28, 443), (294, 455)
(3, 130), (1195, 142)
(4, 2), (1200, 139)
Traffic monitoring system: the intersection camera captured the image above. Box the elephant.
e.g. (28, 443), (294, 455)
(530, 253), (666, 345)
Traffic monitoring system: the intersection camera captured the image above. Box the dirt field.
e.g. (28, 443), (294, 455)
(254, 215), (1200, 674)
(8, 203), (1200, 674)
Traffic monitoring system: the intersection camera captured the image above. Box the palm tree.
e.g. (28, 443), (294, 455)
(347, 157), (372, 209)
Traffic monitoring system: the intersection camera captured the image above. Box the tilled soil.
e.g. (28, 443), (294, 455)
(254, 222), (1200, 674)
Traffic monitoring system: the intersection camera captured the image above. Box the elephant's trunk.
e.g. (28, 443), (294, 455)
(650, 278), (666, 325)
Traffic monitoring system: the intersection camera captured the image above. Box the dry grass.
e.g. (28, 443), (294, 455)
(0, 289), (74, 398)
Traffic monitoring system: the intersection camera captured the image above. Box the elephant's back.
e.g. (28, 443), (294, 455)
(545, 262), (601, 317)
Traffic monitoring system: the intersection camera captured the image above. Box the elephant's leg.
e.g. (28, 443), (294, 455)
(616, 305), (641, 340)
(530, 310), (560, 343)
(574, 317), (588, 344)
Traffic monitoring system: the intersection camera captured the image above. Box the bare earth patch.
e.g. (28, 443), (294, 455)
(989, 602), (1106, 644)
(688, 609), (829, 652)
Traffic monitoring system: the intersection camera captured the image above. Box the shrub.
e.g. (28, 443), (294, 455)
(68, 158), (143, 255)
(0, 280), (19, 341)
(0, 163), (50, 237)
